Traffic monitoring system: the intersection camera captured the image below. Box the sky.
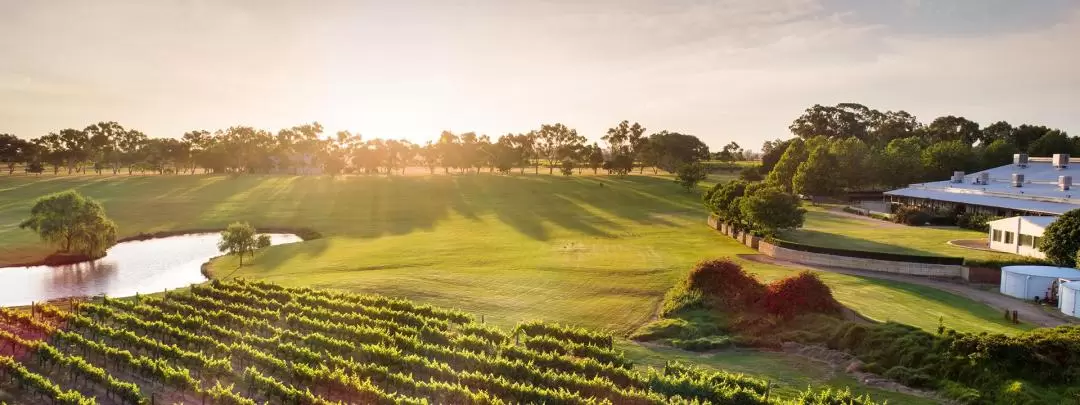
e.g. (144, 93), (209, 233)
(1, 0), (1078, 151)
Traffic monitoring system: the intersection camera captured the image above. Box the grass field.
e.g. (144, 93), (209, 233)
(784, 206), (1018, 261)
(0, 173), (1027, 337)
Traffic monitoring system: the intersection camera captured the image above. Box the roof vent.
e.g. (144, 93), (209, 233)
(1054, 153), (1070, 169)
(950, 171), (965, 183)
(976, 172), (990, 185)
(1014, 153), (1029, 168)
(1061, 175), (1073, 191)
(1012, 173), (1025, 187)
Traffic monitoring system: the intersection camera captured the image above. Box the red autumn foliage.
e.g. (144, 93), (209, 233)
(761, 271), (842, 318)
(687, 259), (767, 309)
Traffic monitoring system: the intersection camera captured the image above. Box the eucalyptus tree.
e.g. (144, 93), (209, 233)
(536, 123), (582, 175)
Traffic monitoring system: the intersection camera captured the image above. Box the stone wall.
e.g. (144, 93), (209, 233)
(757, 240), (964, 278)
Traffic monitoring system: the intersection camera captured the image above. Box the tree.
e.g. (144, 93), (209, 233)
(0, 134), (31, 174)
(765, 138), (807, 192)
(706, 180), (748, 224)
(882, 137), (924, 188)
(739, 166), (763, 181)
(1038, 209), (1080, 267)
(586, 143), (604, 174)
(980, 121), (1015, 145)
(759, 139), (791, 174)
(1026, 130), (1072, 156)
(739, 187), (805, 236)
(788, 103), (871, 140)
(675, 162), (707, 191)
(715, 142), (742, 162)
(978, 139), (1018, 169)
(536, 123), (581, 175)
(828, 137), (870, 190)
(646, 131), (709, 173)
(921, 140), (974, 180)
(923, 116), (980, 145)
(793, 146), (839, 198)
(18, 190), (118, 258)
(217, 222), (267, 266)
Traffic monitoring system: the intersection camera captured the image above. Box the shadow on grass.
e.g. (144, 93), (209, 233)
(837, 273), (1024, 330)
(2, 173), (702, 249)
(780, 229), (941, 257)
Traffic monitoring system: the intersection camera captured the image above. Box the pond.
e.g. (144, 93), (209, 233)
(0, 233), (302, 307)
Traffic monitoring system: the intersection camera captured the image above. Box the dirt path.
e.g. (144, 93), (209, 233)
(739, 254), (1073, 328)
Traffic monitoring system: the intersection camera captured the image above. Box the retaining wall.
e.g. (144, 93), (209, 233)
(709, 217), (970, 278)
(757, 240), (964, 278)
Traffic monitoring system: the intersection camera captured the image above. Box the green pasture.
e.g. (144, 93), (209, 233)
(0, 173), (1027, 337)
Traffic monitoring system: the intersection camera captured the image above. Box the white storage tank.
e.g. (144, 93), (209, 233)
(1060, 281), (1080, 318)
(999, 266), (1080, 300)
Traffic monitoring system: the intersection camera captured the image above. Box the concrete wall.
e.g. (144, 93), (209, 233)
(757, 240), (964, 278)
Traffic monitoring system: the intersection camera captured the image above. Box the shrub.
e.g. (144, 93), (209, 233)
(670, 335), (733, 352)
(739, 166), (763, 181)
(760, 271), (842, 319)
(686, 259), (766, 310)
(884, 366), (934, 388)
(630, 319), (695, 341)
(893, 205), (931, 226)
(957, 212), (999, 232)
(939, 380), (981, 404)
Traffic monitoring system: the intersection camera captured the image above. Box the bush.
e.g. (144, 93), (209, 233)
(739, 166), (763, 181)
(893, 205), (931, 226)
(686, 259), (766, 310)
(884, 366), (934, 388)
(761, 271), (842, 319)
(957, 212), (999, 232)
(939, 380), (981, 404)
(670, 335), (733, 352)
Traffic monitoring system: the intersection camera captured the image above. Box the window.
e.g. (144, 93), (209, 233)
(1019, 234), (1034, 247)
(992, 230), (1002, 242)
(1033, 236), (1041, 248)
(1004, 231), (1014, 244)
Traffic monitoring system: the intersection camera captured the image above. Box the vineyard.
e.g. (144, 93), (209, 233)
(0, 280), (880, 404)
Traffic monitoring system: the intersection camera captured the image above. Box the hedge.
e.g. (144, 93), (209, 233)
(765, 238), (966, 265)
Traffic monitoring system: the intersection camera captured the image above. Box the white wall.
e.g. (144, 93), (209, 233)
(988, 218), (1046, 259)
(1060, 284), (1079, 318)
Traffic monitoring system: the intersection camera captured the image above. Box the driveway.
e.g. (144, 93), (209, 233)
(739, 253), (1073, 328)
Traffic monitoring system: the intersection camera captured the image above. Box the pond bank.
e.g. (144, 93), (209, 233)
(3, 227), (321, 268)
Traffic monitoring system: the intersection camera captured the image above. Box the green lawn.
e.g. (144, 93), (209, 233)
(784, 206), (1018, 261)
(620, 342), (940, 404)
(0, 173), (1027, 337)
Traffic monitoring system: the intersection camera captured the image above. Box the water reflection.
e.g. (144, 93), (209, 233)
(0, 233), (301, 307)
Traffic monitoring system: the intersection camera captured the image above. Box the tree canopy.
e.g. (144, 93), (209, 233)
(218, 222), (272, 266)
(18, 190), (118, 258)
(1038, 210), (1080, 267)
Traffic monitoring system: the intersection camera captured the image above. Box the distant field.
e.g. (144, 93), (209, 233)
(784, 206), (1019, 261)
(1, 172), (1026, 336)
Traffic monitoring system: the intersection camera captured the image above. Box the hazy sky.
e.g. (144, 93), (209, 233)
(2, 0), (1078, 150)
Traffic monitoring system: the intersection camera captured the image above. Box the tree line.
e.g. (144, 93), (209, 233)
(0, 121), (709, 177)
(757, 103), (1074, 194)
